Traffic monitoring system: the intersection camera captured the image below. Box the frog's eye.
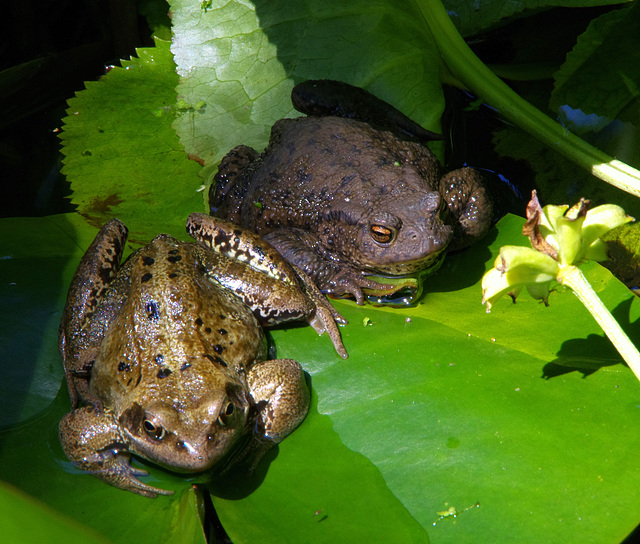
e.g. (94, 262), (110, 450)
(143, 419), (166, 441)
(217, 403), (235, 427)
(370, 225), (395, 245)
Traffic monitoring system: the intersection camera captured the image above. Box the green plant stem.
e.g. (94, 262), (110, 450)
(415, 0), (640, 199)
(559, 265), (640, 382)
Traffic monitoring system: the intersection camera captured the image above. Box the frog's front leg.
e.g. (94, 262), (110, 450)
(59, 219), (128, 407)
(187, 213), (348, 358)
(246, 358), (310, 465)
(59, 406), (173, 498)
(439, 167), (494, 250)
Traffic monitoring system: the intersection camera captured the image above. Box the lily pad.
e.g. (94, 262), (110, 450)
(59, 39), (203, 243)
(1, 213), (640, 542)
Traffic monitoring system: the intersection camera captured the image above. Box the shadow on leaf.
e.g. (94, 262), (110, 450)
(545, 297), (640, 379)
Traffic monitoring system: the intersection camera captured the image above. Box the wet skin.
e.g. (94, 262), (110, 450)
(210, 79), (493, 304)
(59, 213), (346, 497)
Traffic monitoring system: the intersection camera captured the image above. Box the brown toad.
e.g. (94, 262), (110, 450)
(210, 80), (493, 304)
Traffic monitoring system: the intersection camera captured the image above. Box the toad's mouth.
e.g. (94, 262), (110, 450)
(366, 245), (448, 276)
(359, 248), (448, 306)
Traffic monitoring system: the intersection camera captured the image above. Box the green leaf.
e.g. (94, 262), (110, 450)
(0, 214), (92, 428)
(169, 0), (444, 169)
(210, 395), (429, 543)
(550, 2), (640, 124)
(0, 481), (110, 544)
(442, 0), (624, 37)
(59, 39), (203, 242)
(3, 213), (640, 542)
(269, 215), (640, 543)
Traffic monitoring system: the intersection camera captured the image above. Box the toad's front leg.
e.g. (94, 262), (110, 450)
(59, 406), (173, 498)
(263, 227), (395, 306)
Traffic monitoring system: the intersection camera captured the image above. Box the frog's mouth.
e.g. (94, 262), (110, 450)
(121, 397), (250, 473)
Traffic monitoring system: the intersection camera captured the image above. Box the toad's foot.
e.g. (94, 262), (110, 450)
(324, 269), (396, 306)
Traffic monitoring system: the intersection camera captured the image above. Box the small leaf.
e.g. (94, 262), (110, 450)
(60, 39), (203, 242)
(581, 204), (634, 250)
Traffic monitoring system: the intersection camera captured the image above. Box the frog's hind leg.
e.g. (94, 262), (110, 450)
(187, 213), (348, 358)
(59, 219), (128, 407)
(187, 212), (302, 287)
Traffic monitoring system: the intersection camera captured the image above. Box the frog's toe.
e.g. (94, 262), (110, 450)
(309, 306), (348, 359)
(96, 454), (174, 498)
(128, 465), (150, 477)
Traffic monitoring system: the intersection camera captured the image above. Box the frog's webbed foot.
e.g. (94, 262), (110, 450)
(59, 406), (173, 498)
(440, 167), (494, 250)
(245, 358), (310, 467)
(291, 265), (348, 359)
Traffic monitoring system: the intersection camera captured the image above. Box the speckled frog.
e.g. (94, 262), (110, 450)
(210, 79), (493, 304)
(58, 213), (346, 498)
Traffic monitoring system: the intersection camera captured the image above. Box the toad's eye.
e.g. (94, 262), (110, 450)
(143, 420), (166, 441)
(370, 225), (395, 245)
(217, 403), (235, 427)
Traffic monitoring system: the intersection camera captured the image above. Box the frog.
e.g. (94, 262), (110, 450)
(210, 79), (494, 304)
(58, 212), (347, 498)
